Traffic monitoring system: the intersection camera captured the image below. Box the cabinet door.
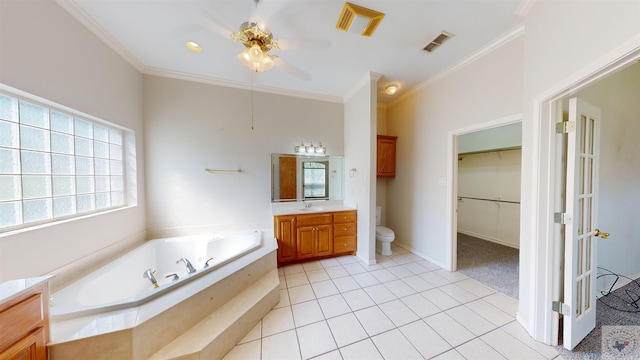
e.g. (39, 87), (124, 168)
(0, 327), (46, 360)
(315, 225), (333, 256)
(377, 135), (397, 178)
(275, 216), (297, 263)
(297, 226), (316, 259)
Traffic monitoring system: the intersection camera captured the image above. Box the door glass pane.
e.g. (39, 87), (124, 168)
(53, 196), (76, 218)
(580, 115), (587, 154)
(0, 175), (21, 201)
(0, 148), (21, 174)
(0, 201), (22, 227)
(589, 118), (595, 155)
(0, 95), (18, 122)
(585, 197), (591, 234)
(576, 279), (583, 316)
(586, 236), (592, 271)
(0, 120), (19, 148)
(577, 198), (584, 235)
(577, 239), (583, 276)
(19, 101), (49, 129)
(23, 198), (52, 223)
(50, 111), (74, 134)
(20, 125), (50, 151)
(585, 274), (591, 311)
(21, 150), (50, 174)
(588, 158), (594, 193)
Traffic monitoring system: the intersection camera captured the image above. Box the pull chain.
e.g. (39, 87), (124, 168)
(250, 73), (254, 130)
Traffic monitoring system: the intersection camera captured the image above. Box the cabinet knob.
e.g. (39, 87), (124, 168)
(343, 227), (347, 231)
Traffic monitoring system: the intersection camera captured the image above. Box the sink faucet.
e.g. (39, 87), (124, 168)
(176, 257), (197, 274)
(143, 268), (159, 288)
(304, 201), (312, 208)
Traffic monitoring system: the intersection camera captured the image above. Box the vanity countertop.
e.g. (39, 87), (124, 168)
(271, 202), (356, 216)
(0, 275), (53, 305)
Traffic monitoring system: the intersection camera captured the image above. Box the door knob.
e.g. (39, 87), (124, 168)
(594, 229), (610, 239)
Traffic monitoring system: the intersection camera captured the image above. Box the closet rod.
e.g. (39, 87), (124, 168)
(457, 196), (520, 205)
(458, 146), (521, 157)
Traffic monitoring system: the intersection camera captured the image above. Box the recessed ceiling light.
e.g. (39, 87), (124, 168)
(186, 41), (203, 53)
(385, 85), (398, 95)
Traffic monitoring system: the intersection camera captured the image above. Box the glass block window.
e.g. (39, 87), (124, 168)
(0, 91), (128, 230)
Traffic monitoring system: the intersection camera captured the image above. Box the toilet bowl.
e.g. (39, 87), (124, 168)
(375, 206), (395, 256)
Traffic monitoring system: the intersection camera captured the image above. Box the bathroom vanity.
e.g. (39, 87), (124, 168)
(273, 208), (357, 266)
(0, 276), (51, 360)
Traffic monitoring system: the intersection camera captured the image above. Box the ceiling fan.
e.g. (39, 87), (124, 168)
(231, 21), (279, 73)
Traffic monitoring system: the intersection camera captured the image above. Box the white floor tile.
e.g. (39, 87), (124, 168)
(445, 305), (496, 336)
(403, 253), (425, 262)
(319, 258), (341, 268)
(325, 265), (349, 279)
(369, 268), (399, 283)
(275, 288), (291, 308)
(400, 320), (452, 359)
(365, 263), (385, 271)
(485, 292), (519, 316)
(292, 300), (325, 327)
(326, 313), (368, 347)
(336, 256), (358, 265)
(403, 262), (430, 275)
(465, 299), (514, 326)
(384, 279), (417, 298)
(424, 312), (475, 347)
(284, 263), (305, 275)
(311, 280), (340, 298)
(354, 306), (395, 336)
(416, 260), (440, 271)
(401, 293), (441, 318)
(262, 329), (301, 360)
(434, 269), (468, 282)
(332, 276), (360, 293)
(456, 338), (507, 360)
(419, 271), (452, 287)
(481, 328), (548, 360)
(431, 349), (466, 360)
(456, 278), (496, 297)
(339, 339), (383, 360)
(501, 322), (560, 359)
(386, 265), (414, 279)
(311, 350), (342, 360)
(307, 268), (331, 283)
(287, 272), (310, 287)
(262, 306), (295, 337)
(352, 272), (380, 287)
(297, 321), (337, 360)
(222, 339), (261, 360)
(378, 299), (419, 327)
(318, 294), (352, 319)
(371, 328), (423, 359)
(343, 262), (368, 275)
(278, 267), (285, 275)
(363, 284), (397, 304)
(289, 284), (317, 304)
(342, 289), (375, 311)
(439, 283), (479, 304)
(280, 275), (287, 289)
(302, 261), (323, 271)
(238, 322), (261, 344)
(402, 275), (435, 292)
(376, 256), (399, 268)
(421, 288), (461, 310)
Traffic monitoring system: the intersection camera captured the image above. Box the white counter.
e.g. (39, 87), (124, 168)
(271, 201), (356, 216)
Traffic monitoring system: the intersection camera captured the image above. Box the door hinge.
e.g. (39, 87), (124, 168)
(556, 121), (576, 134)
(552, 301), (571, 316)
(554, 212), (571, 224)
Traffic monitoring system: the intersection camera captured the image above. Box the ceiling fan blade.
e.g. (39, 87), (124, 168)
(276, 38), (330, 51)
(274, 57), (311, 81)
(201, 8), (236, 39)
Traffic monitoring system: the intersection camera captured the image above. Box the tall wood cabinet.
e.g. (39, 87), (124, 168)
(275, 210), (357, 265)
(377, 135), (397, 178)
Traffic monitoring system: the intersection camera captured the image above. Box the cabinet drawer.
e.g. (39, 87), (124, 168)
(333, 223), (356, 237)
(297, 214), (332, 226)
(334, 236), (357, 253)
(333, 211), (356, 224)
(0, 294), (43, 348)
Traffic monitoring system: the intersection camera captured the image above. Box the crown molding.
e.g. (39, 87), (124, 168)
(389, 23), (525, 107)
(143, 66), (344, 103)
(55, 0), (144, 72)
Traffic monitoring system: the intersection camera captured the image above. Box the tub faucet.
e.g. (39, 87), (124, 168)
(143, 268), (159, 288)
(176, 257), (197, 274)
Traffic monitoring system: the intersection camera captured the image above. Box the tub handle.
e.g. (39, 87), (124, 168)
(165, 273), (180, 281)
(204, 257), (214, 268)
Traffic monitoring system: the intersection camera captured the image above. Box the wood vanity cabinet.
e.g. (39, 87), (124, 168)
(275, 210), (357, 265)
(377, 135), (397, 178)
(0, 281), (49, 360)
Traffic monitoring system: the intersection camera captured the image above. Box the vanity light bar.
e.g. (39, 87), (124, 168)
(295, 142), (327, 155)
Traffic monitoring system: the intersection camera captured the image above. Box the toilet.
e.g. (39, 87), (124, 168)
(375, 206), (395, 256)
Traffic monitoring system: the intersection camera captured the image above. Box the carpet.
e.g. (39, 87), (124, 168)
(456, 233), (519, 299)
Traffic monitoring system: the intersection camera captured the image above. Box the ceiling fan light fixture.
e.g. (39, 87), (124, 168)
(233, 22), (278, 72)
(237, 43), (275, 72)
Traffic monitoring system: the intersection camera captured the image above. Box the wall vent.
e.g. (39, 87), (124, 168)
(336, 2), (385, 37)
(422, 31), (454, 53)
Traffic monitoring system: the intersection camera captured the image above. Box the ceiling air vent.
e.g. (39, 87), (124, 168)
(336, 2), (385, 37)
(422, 31), (454, 53)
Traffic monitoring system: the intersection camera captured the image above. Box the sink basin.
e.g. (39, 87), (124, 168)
(298, 207), (325, 212)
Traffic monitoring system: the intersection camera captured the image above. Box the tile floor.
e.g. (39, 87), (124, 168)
(222, 245), (563, 360)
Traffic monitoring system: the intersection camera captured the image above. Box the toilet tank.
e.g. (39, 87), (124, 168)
(376, 206), (382, 226)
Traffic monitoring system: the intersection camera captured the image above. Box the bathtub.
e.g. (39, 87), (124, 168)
(48, 229), (280, 359)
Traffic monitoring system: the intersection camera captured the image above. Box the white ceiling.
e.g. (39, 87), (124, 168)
(57, 0), (526, 104)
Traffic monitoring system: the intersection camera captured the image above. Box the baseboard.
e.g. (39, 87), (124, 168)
(394, 241), (448, 270)
(457, 229), (519, 249)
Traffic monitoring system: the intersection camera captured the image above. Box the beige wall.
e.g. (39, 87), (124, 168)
(376, 104), (388, 225)
(0, 0), (146, 283)
(143, 75), (344, 238)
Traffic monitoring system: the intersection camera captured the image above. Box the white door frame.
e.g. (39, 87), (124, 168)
(531, 39), (639, 345)
(445, 113), (523, 272)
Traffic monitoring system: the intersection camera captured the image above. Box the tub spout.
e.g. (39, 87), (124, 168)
(177, 257), (197, 274)
(143, 268), (159, 288)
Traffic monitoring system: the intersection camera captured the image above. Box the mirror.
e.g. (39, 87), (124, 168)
(271, 154), (344, 202)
